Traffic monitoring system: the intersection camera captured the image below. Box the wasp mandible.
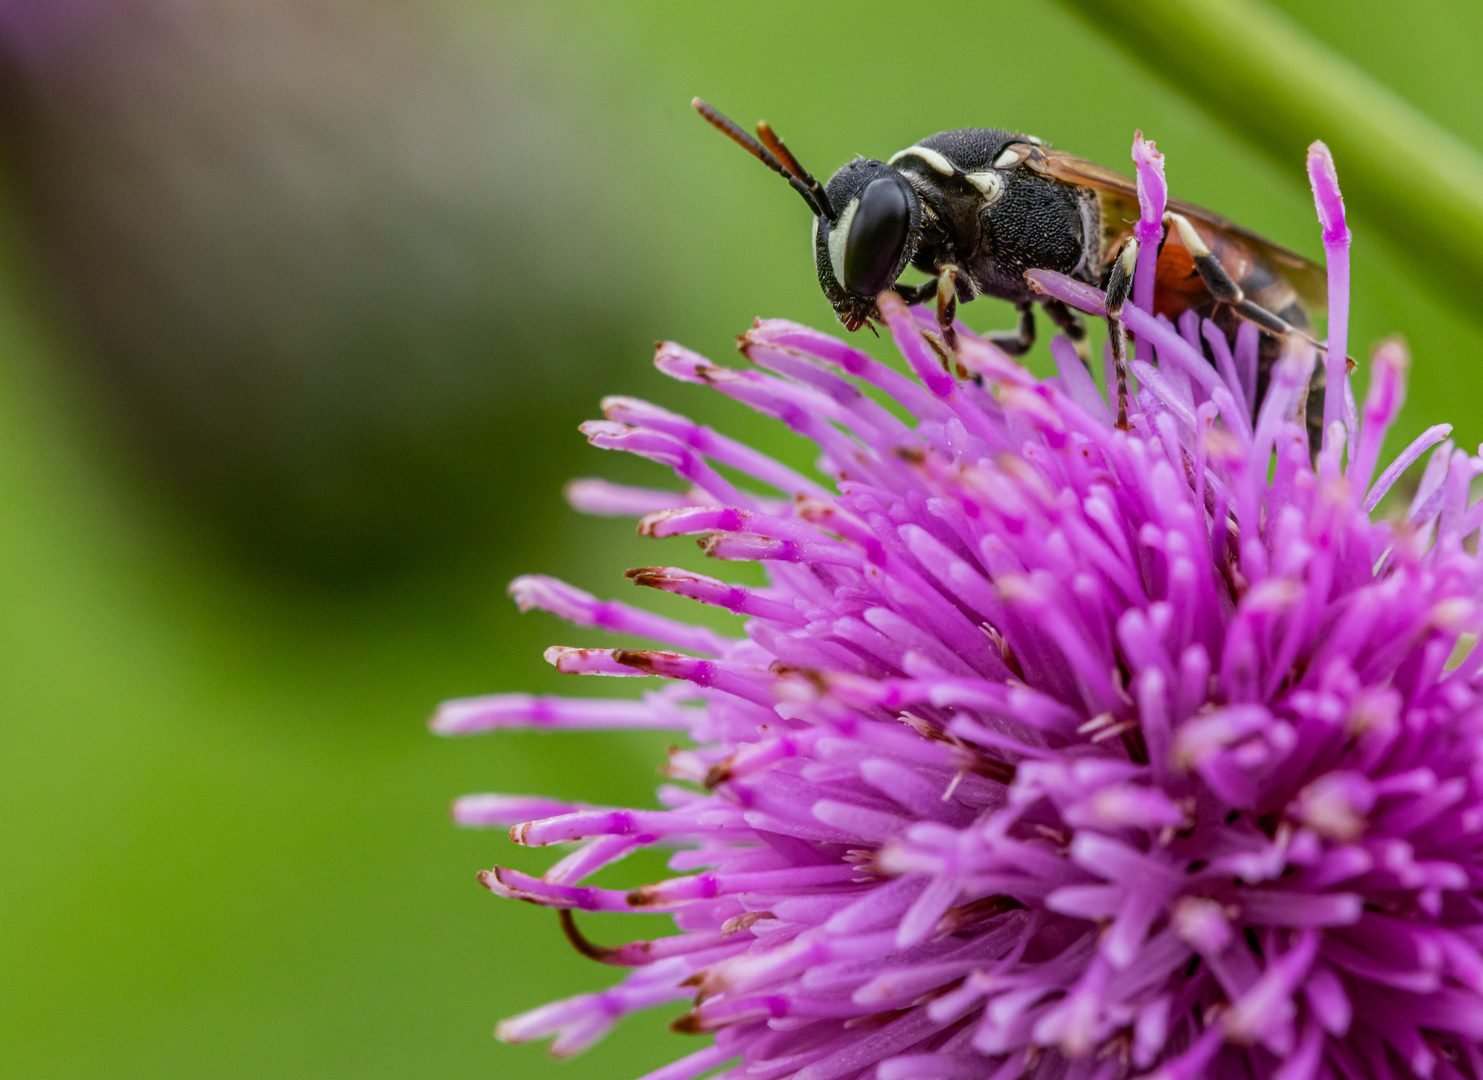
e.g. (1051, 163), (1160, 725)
(693, 99), (1328, 435)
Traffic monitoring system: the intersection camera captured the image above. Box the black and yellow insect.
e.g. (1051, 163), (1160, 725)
(694, 99), (1328, 433)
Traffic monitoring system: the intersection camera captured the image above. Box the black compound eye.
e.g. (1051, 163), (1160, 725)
(843, 175), (910, 297)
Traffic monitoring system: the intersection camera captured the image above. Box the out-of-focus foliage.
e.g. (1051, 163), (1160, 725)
(1, 1), (1481, 1078)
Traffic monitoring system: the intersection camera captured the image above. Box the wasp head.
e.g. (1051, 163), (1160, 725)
(692, 100), (921, 332)
(812, 159), (922, 331)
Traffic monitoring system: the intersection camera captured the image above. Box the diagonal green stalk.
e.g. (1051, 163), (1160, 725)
(1058, 0), (1483, 315)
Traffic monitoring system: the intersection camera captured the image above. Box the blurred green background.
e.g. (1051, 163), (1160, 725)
(1, 0), (1480, 1076)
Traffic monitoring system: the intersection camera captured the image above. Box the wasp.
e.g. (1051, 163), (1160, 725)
(693, 99), (1328, 435)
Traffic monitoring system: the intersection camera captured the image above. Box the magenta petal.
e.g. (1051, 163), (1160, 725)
(1131, 129), (1167, 317)
(1307, 140), (1351, 248)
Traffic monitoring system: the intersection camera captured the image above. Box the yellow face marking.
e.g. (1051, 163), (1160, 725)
(828, 197), (860, 287)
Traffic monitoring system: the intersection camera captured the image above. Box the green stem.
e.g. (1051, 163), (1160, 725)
(1059, 0), (1483, 314)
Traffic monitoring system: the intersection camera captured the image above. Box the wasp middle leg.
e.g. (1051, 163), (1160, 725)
(1104, 237), (1138, 430)
(988, 301), (1036, 357)
(1042, 298), (1088, 362)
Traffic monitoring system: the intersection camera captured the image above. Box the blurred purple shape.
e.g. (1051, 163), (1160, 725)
(0, 0), (652, 575)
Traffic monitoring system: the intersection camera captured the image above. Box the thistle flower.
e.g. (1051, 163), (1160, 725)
(434, 137), (1483, 1080)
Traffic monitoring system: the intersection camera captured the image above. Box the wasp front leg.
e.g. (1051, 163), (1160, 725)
(894, 278), (938, 306)
(1104, 237), (1139, 430)
(890, 274), (956, 349)
(934, 264), (962, 352)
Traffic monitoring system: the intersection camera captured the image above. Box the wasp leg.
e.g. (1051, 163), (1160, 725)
(1104, 238), (1138, 430)
(1041, 298), (1088, 362)
(1164, 210), (1334, 451)
(935, 264), (961, 352)
(894, 279), (938, 305)
(1163, 211), (1320, 346)
(988, 302), (1036, 357)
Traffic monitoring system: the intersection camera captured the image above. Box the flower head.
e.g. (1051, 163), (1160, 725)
(435, 138), (1483, 1080)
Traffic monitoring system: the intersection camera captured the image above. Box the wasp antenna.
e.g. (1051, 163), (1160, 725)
(692, 98), (834, 220)
(755, 119), (833, 220)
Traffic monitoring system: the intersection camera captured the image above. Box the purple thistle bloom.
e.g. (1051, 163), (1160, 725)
(435, 136), (1483, 1080)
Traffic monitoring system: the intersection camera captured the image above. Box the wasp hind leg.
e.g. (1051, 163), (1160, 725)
(1104, 238), (1139, 430)
(1163, 211), (1314, 344)
(1165, 210), (1331, 450)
